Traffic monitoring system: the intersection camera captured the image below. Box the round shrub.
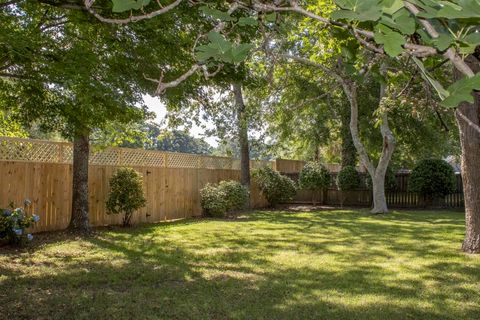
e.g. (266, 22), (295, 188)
(299, 161), (330, 190)
(365, 166), (397, 190)
(200, 180), (249, 217)
(106, 167), (147, 227)
(218, 180), (249, 212)
(252, 166), (297, 207)
(200, 183), (228, 217)
(337, 166), (361, 191)
(409, 159), (456, 198)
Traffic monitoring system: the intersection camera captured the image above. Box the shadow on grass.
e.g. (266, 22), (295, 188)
(1, 209), (478, 320)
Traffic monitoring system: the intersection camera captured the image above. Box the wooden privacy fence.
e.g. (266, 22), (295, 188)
(0, 136), (465, 233)
(0, 136), (272, 233)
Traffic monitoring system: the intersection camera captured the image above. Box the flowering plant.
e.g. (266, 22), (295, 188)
(0, 199), (40, 245)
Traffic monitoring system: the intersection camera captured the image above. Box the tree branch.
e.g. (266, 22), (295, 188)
(456, 109), (480, 135)
(84, 0), (183, 24)
(404, 1), (475, 77)
(246, 0), (438, 58)
(142, 3), (240, 95)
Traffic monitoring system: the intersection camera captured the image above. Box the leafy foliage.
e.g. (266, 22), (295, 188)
(196, 31), (254, 64)
(218, 180), (250, 212)
(409, 159), (456, 198)
(299, 161), (330, 190)
(442, 74), (480, 107)
(200, 183), (228, 217)
(365, 166), (397, 190)
(112, 0), (150, 13)
(200, 180), (249, 217)
(106, 168), (147, 227)
(155, 129), (213, 154)
(252, 167), (297, 207)
(331, 0), (480, 107)
(0, 199), (39, 245)
(0, 110), (27, 138)
(336, 166), (361, 191)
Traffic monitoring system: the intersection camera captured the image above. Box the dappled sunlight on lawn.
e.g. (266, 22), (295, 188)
(1, 210), (479, 319)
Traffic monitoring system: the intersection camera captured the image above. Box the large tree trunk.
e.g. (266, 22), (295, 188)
(456, 55), (480, 253)
(233, 82), (251, 189)
(68, 131), (90, 233)
(342, 70), (395, 214)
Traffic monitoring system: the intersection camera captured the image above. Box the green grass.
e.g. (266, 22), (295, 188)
(1, 209), (479, 319)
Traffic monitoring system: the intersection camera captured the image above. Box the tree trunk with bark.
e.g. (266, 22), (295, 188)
(233, 82), (251, 196)
(342, 71), (395, 214)
(455, 55), (480, 253)
(68, 131), (90, 233)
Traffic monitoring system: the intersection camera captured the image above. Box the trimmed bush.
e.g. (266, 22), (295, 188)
(299, 161), (330, 190)
(365, 166), (397, 190)
(252, 166), (297, 207)
(409, 159), (456, 198)
(218, 180), (249, 211)
(200, 180), (249, 217)
(200, 183), (228, 217)
(337, 166), (361, 191)
(0, 199), (39, 246)
(106, 167), (147, 227)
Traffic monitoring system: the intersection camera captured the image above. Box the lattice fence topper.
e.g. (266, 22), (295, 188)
(0, 136), (274, 169)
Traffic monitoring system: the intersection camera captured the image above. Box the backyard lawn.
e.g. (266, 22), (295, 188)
(1, 209), (479, 319)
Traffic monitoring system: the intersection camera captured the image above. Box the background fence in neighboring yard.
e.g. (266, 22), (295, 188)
(0, 137), (465, 233)
(282, 167), (464, 209)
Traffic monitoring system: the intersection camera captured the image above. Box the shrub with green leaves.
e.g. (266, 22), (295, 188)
(218, 180), (249, 212)
(200, 180), (249, 217)
(365, 167), (397, 191)
(337, 166), (361, 191)
(106, 167), (147, 227)
(409, 159), (456, 198)
(0, 199), (39, 246)
(252, 167), (297, 207)
(200, 183), (228, 217)
(299, 161), (330, 190)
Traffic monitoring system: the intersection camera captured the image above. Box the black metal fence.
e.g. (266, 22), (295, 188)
(284, 172), (464, 208)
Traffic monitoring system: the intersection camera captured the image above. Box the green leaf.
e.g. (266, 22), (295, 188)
(112, 0), (150, 12)
(230, 43), (254, 63)
(381, 0), (403, 15)
(333, 0), (382, 21)
(195, 44), (218, 61)
(199, 6), (234, 21)
(462, 32), (480, 45)
(207, 31), (232, 53)
(436, 0), (480, 18)
(412, 57), (449, 100)
(458, 32), (480, 54)
(238, 17), (258, 26)
(374, 24), (405, 57)
(432, 33), (455, 51)
(331, 10), (360, 20)
(265, 13), (277, 22)
(441, 73), (480, 107)
(392, 8), (416, 35)
(408, 0), (440, 18)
